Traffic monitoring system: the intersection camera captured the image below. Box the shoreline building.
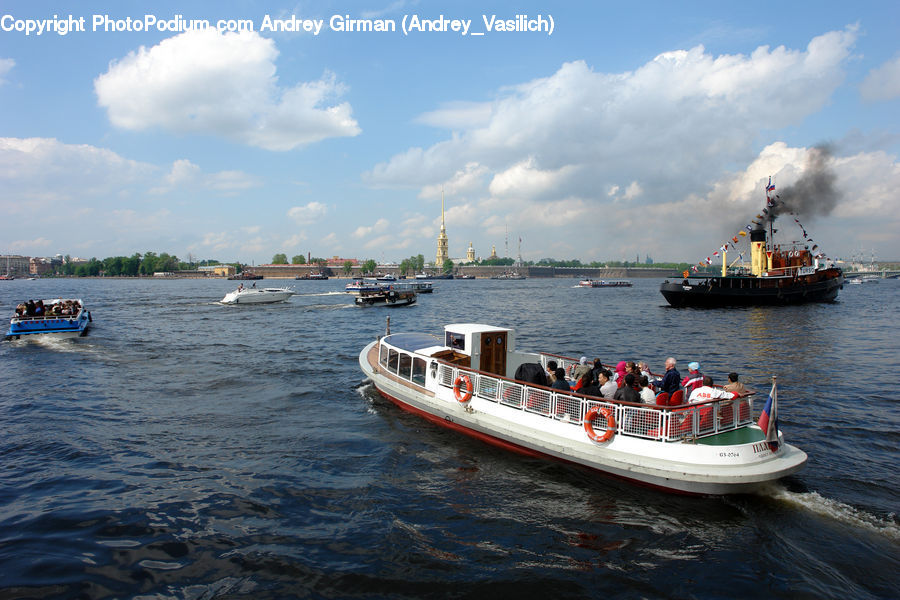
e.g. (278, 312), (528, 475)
(436, 190), (449, 266)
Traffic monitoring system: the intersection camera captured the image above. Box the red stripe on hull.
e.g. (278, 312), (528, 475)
(372, 385), (698, 496)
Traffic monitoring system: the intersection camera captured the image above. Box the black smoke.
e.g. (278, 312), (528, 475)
(768, 144), (840, 223)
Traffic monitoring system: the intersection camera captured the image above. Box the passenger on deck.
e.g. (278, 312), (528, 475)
(591, 358), (604, 381)
(614, 373), (640, 403)
(660, 358), (681, 395)
(598, 369), (617, 399)
(614, 361), (627, 384)
(551, 368), (571, 392)
(577, 372), (602, 397)
(640, 376), (656, 404)
(688, 376), (737, 404)
(545, 360), (558, 382)
(681, 362), (703, 394)
(572, 357), (592, 381)
(723, 372), (747, 395)
(34, 300), (45, 316)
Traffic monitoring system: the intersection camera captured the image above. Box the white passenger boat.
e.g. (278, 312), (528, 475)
(220, 286), (295, 305)
(359, 323), (807, 495)
(5, 299), (91, 340)
(577, 279), (633, 288)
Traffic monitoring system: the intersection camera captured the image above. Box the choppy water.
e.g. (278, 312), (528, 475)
(1, 277), (897, 599)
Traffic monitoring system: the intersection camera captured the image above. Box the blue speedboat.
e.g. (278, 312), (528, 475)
(5, 298), (92, 340)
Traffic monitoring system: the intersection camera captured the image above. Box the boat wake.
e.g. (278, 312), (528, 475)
(16, 335), (94, 354)
(761, 483), (900, 541)
(294, 291), (346, 297)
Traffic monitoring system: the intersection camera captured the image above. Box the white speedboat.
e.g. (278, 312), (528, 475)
(5, 299), (91, 340)
(360, 323), (807, 495)
(220, 286), (295, 305)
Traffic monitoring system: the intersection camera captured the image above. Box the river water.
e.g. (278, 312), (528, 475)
(1, 277), (897, 599)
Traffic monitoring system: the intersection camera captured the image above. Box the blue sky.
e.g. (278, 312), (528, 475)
(2, 1), (898, 265)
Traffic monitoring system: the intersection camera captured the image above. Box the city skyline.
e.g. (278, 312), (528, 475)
(2, 1), (899, 264)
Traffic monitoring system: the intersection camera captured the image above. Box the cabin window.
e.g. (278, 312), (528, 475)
(398, 352), (413, 380)
(388, 349), (399, 373)
(446, 332), (465, 351)
(379, 344), (388, 367)
(412, 358), (426, 385)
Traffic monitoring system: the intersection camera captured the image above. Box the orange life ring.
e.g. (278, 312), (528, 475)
(453, 374), (473, 403)
(583, 406), (615, 443)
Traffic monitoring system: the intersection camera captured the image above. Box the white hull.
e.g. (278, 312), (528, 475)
(359, 326), (807, 495)
(220, 287), (294, 304)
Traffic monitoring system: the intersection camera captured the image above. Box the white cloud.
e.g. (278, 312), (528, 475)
(353, 218), (389, 238)
(366, 26), (858, 203)
(10, 237), (51, 252)
(860, 55), (900, 101)
(152, 159), (258, 194)
(362, 26), (889, 260)
(283, 233), (307, 248)
(287, 201), (328, 224)
(95, 29), (361, 151)
(0, 58), (14, 84)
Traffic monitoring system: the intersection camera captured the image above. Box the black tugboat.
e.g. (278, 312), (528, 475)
(660, 186), (843, 307)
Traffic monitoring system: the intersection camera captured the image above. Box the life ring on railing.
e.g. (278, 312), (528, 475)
(583, 406), (615, 443)
(453, 374), (473, 403)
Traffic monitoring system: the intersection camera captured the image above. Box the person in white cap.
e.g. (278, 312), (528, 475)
(681, 361), (703, 394)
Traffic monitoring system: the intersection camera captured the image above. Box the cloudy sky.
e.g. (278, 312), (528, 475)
(1, 1), (898, 265)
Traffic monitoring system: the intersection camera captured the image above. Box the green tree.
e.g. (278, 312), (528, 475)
(362, 259), (377, 274)
(442, 258), (454, 274)
(272, 253), (288, 264)
(415, 254), (425, 273)
(140, 252), (158, 275)
(342, 260), (353, 275)
(291, 255), (306, 264)
(399, 259), (411, 276)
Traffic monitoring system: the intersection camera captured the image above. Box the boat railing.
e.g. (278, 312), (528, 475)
(12, 309), (83, 322)
(437, 362), (755, 443)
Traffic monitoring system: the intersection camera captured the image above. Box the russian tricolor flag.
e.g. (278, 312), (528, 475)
(757, 380), (779, 451)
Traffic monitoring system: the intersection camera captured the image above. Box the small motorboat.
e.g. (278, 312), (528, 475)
(220, 286), (295, 305)
(5, 299), (91, 340)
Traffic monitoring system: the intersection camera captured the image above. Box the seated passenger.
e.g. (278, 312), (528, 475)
(613, 373), (640, 403)
(545, 360), (558, 381)
(577, 372), (602, 397)
(688, 376), (737, 404)
(723, 372), (747, 395)
(598, 369), (617, 399)
(551, 368), (571, 392)
(572, 357), (592, 381)
(639, 376), (656, 404)
(681, 362), (703, 394)
(660, 358), (681, 395)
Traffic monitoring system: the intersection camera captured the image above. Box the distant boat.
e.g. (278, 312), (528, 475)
(296, 272), (329, 280)
(228, 272), (263, 280)
(577, 279), (632, 288)
(457, 274), (475, 279)
(220, 286), (294, 305)
(354, 286), (417, 307)
(491, 271), (525, 280)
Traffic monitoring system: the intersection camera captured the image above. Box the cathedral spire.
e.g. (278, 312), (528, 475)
(436, 187), (449, 267)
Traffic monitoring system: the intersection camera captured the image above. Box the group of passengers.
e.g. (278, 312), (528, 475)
(543, 356), (747, 406)
(15, 299), (81, 318)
